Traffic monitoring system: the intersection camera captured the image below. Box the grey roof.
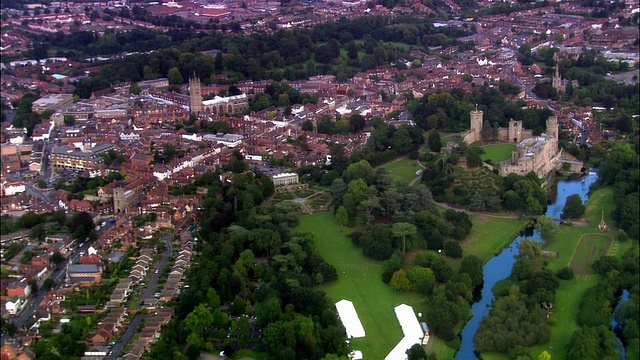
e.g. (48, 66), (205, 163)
(68, 264), (100, 274)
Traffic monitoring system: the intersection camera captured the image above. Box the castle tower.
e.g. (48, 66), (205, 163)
(552, 63), (563, 92)
(189, 75), (203, 115)
(508, 119), (523, 143)
(470, 106), (484, 143)
(546, 116), (558, 138)
(113, 187), (125, 213)
(546, 115), (559, 151)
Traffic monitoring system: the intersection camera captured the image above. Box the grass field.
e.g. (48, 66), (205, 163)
(382, 158), (422, 185)
(481, 144), (516, 162)
(296, 212), (425, 360)
(569, 234), (613, 274)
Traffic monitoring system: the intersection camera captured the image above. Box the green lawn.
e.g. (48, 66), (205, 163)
(569, 234), (613, 274)
(481, 144), (516, 162)
(382, 158), (422, 185)
(443, 214), (527, 272)
(296, 212), (425, 360)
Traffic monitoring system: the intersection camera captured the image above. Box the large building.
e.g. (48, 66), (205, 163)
(50, 143), (114, 171)
(460, 109), (573, 179)
(499, 116), (564, 178)
(271, 173), (299, 186)
(189, 76), (249, 115)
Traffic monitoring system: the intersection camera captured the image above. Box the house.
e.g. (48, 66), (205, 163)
(6, 280), (31, 297)
(91, 328), (112, 346)
(5, 296), (23, 315)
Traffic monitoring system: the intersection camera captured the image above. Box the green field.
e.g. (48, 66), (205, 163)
(296, 212), (425, 360)
(382, 158), (422, 185)
(569, 234), (613, 274)
(481, 144), (516, 162)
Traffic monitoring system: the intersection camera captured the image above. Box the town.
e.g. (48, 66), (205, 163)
(0, 0), (638, 360)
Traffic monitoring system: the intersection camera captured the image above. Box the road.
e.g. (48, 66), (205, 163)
(105, 235), (175, 360)
(106, 314), (151, 360)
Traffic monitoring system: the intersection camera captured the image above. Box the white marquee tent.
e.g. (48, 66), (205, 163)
(384, 304), (424, 360)
(335, 299), (366, 338)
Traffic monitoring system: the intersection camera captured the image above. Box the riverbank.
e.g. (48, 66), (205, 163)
(480, 186), (634, 360)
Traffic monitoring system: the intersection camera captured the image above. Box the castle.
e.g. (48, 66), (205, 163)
(461, 109), (569, 179)
(189, 76), (249, 115)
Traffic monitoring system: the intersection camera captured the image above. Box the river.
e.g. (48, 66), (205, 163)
(455, 171), (598, 360)
(612, 289), (630, 360)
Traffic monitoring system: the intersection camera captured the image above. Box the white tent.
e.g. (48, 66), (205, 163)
(335, 299), (366, 338)
(394, 304), (424, 339)
(349, 350), (363, 360)
(384, 304), (424, 360)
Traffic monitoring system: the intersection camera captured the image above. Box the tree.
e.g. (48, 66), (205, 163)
(50, 251), (64, 265)
(184, 304), (214, 335)
(535, 216), (559, 244)
(301, 119), (314, 132)
(392, 222), (417, 256)
(349, 113), (366, 133)
(408, 266), (435, 295)
(64, 115), (75, 125)
(538, 350), (551, 360)
(443, 241), (463, 258)
(561, 194), (585, 219)
(466, 145), (484, 168)
(68, 211), (94, 240)
(428, 129), (442, 152)
(459, 255), (483, 288)
(407, 344), (428, 360)
(42, 278), (54, 290)
(335, 206), (349, 231)
(129, 83), (141, 95)
(37, 180), (47, 188)
(389, 269), (411, 291)
(168, 67), (184, 85)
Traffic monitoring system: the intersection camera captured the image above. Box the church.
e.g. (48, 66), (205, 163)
(189, 76), (249, 115)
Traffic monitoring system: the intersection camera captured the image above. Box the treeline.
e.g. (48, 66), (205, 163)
(147, 162), (349, 358)
(409, 86), (554, 133)
(593, 141), (639, 240)
(64, 15), (471, 96)
(567, 247), (639, 360)
(531, 48), (639, 116)
(474, 239), (558, 355)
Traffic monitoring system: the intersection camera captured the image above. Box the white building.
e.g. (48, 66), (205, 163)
(272, 173), (299, 186)
(1, 181), (26, 197)
(5, 296), (23, 315)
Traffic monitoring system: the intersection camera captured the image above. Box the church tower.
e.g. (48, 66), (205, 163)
(552, 63), (563, 92)
(189, 75), (203, 115)
(470, 105), (483, 143)
(113, 187), (126, 213)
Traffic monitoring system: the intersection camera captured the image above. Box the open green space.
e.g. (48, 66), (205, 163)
(455, 214), (527, 269)
(382, 158), (422, 185)
(481, 144), (516, 162)
(296, 212), (425, 360)
(569, 234), (613, 274)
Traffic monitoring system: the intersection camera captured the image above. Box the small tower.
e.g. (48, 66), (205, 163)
(189, 75), (203, 115)
(470, 105), (484, 142)
(552, 63), (563, 92)
(508, 119), (523, 143)
(546, 115), (559, 139)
